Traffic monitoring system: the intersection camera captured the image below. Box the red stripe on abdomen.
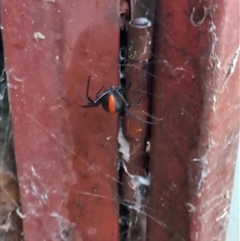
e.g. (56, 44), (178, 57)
(108, 94), (116, 113)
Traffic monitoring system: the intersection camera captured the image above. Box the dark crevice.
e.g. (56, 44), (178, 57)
(118, 1), (156, 240)
(0, 27), (24, 241)
(118, 33), (130, 241)
(118, 1), (131, 240)
(118, 159), (130, 241)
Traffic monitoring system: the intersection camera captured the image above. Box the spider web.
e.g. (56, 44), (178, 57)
(0, 1), (239, 241)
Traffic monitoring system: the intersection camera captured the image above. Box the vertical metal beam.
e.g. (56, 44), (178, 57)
(2, 0), (120, 240)
(122, 17), (153, 241)
(148, 0), (239, 240)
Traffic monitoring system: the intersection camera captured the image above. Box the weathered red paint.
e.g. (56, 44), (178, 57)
(1, 0), (239, 240)
(148, 1), (239, 241)
(2, 0), (120, 240)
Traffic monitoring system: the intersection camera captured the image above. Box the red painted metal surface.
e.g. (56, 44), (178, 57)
(1, 0), (239, 240)
(147, 1), (239, 241)
(2, 0), (120, 240)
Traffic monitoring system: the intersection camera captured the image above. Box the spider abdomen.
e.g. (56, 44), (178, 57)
(102, 93), (123, 113)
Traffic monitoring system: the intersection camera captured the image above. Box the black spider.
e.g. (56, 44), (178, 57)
(66, 76), (155, 124)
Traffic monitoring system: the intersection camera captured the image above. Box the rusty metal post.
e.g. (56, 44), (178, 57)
(121, 17), (153, 241)
(147, 0), (239, 241)
(1, 1), (120, 240)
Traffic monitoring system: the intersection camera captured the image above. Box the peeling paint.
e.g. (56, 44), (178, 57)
(186, 202), (196, 213)
(118, 126), (130, 162)
(123, 163), (150, 209)
(192, 155), (211, 192)
(224, 46), (240, 84)
(16, 207), (26, 219)
(50, 212), (76, 241)
(33, 32), (46, 41)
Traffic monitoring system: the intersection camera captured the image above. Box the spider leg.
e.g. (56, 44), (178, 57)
(83, 90), (111, 107)
(86, 97), (95, 103)
(128, 95), (144, 106)
(81, 103), (101, 108)
(86, 75), (91, 98)
(96, 86), (105, 98)
(116, 90), (143, 108)
(116, 90), (131, 108)
(86, 75), (104, 99)
(116, 91), (155, 124)
(82, 97), (102, 108)
(62, 96), (101, 108)
(141, 110), (163, 121)
(125, 81), (132, 91)
(63, 75), (107, 109)
(125, 108), (155, 124)
(62, 97), (89, 108)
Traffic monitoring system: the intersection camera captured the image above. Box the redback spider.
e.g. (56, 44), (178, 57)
(79, 76), (154, 124)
